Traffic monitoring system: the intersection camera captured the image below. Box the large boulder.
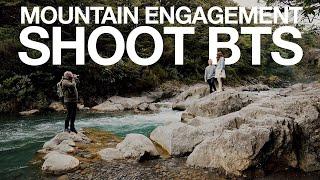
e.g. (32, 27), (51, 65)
(98, 134), (159, 161)
(185, 83), (320, 175)
(172, 84), (209, 111)
(182, 90), (259, 121)
(42, 151), (79, 174)
(150, 122), (205, 156)
(187, 125), (271, 176)
(116, 133), (159, 159)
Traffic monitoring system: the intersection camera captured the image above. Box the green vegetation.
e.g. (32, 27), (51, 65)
(0, 0), (319, 113)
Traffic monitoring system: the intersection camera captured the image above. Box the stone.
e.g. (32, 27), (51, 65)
(55, 140), (76, 153)
(137, 103), (149, 111)
(184, 83), (320, 175)
(116, 134), (159, 160)
(42, 132), (91, 151)
(240, 84), (270, 92)
(182, 89), (257, 120)
(108, 96), (155, 110)
(150, 122), (205, 156)
(49, 102), (66, 112)
(19, 109), (39, 116)
(187, 125), (271, 176)
(99, 134), (159, 161)
(91, 101), (124, 112)
(147, 103), (158, 111)
(98, 148), (124, 161)
(172, 84), (209, 111)
(42, 152), (79, 174)
(57, 175), (69, 180)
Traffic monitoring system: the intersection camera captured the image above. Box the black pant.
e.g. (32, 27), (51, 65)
(65, 102), (77, 130)
(207, 78), (217, 93)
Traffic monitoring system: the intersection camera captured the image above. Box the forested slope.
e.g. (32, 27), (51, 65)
(0, 0), (319, 113)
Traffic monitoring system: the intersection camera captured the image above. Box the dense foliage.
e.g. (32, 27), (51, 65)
(0, 0), (319, 113)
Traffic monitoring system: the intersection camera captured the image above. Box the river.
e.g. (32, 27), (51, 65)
(0, 108), (182, 179)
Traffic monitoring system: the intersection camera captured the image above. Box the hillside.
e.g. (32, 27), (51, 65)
(0, 0), (319, 113)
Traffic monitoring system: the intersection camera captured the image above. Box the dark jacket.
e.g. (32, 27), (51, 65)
(61, 77), (78, 103)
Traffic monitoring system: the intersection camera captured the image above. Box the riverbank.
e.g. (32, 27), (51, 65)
(34, 82), (320, 179)
(0, 108), (182, 179)
(63, 129), (320, 180)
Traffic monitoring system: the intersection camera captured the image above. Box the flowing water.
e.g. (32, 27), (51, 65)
(0, 108), (182, 179)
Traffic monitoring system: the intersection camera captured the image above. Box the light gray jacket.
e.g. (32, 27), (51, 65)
(204, 65), (216, 81)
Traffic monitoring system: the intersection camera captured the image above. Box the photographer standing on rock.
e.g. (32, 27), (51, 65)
(61, 71), (79, 133)
(204, 59), (217, 93)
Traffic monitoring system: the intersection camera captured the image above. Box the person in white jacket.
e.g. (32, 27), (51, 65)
(215, 51), (226, 92)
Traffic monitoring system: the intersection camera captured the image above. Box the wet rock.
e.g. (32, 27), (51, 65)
(42, 151), (79, 174)
(19, 109), (39, 116)
(150, 122), (205, 156)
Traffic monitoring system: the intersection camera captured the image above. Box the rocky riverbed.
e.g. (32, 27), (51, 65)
(36, 82), (320, 179)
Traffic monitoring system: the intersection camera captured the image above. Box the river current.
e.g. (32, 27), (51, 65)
(0, 108), (182, 179)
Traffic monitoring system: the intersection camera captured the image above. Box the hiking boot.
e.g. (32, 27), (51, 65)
(64, 129), (70, 133)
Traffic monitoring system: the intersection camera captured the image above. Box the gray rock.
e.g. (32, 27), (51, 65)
(91, 101), (124, 112)
(172, 84), (209, 111)
(116, 133), (159, 159)
(184, 83), (320, 175)
(187, 125), (271, 176)
(137, 103), (149, 111)
(240, 84), (270, 92)
(98, 148), (124, 161)
(42, 152), (79, 174)
(42, 132), (91, 152)
(108, 96), (155, 110)
(147, 103), (158, 111)
(55, 140), (75, 153)
(99, 134), (159, 161)
(150, 122), (205, 156)
(182, 89), (258, 120)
